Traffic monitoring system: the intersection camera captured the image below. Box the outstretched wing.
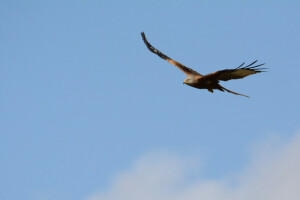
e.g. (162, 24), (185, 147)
(203, 60), (266, 81)
(141, 32), (201, 76)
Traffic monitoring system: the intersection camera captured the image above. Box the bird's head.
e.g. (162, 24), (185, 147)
(183, 78), (192, 85)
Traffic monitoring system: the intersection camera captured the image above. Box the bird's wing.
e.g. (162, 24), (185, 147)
(141, 32), (202, 76)
(203, 60), (266, 81)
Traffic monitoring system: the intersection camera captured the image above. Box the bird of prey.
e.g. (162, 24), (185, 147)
(141, 32), (266, 98)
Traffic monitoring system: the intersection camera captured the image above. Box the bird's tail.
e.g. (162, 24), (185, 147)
(220, 86), (250, 98)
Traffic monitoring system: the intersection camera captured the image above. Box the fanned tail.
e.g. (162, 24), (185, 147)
(220, 86), (250, 98)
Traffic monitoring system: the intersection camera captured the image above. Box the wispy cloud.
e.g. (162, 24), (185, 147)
(86, 132), (300, 200)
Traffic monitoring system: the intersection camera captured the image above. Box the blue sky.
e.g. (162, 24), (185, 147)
(1, 1), (300, 200)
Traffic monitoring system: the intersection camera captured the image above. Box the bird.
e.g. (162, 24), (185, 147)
(141, 32), (266, 98)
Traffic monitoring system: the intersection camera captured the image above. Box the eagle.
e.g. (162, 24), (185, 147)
(141, 32), (266, 98)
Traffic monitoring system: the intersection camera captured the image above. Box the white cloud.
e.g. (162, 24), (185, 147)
(86, 132), (300, 200)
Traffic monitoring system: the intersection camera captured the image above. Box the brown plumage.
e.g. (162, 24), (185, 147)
(141, 32), (266, 98)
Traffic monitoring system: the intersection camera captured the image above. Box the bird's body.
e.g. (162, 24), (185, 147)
(141, 32), (266, 98)
(184, 76), (219, 89)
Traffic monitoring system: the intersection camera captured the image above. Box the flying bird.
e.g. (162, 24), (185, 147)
(141, 32), (266, 98)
